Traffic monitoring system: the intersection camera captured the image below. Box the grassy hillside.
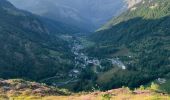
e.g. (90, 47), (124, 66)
(0, 79), (170, 100)
(98, 0), (170, 31)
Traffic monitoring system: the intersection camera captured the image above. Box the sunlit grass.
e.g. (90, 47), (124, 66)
(3, 92), (169, 100)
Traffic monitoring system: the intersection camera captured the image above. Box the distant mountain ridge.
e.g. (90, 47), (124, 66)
(8, 0), (142, 32)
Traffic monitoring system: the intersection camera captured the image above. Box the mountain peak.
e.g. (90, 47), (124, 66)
(125, 0), (142, 8)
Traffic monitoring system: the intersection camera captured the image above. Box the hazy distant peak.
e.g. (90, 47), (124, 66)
(0, 0), (14, 8)
(8, 0), (141, 31)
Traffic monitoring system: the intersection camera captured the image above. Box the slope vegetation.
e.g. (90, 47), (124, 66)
(88, 0), (170, 90)
(0, 0), (75, 81)
(0, 79), (170, 100)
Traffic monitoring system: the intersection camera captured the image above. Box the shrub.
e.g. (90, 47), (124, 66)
(139, 85), (145, 90)
(150, 82), (160, 91)
(101, 94), (112, 100)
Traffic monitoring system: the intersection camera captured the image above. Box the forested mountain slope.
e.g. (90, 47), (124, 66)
(88, 0), (170, 90)
(0, 0), (75, 81)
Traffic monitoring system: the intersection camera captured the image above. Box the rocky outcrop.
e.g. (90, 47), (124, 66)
(0, 79), (70, 96)
(125, 0), (142, 8)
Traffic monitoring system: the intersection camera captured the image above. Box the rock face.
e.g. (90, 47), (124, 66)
(125, 0), (142, 8)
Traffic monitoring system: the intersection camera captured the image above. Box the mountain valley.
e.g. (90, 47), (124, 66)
(0, 0), (170, 99)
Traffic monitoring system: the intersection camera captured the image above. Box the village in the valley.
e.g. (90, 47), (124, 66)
(69, 39), (127, 78)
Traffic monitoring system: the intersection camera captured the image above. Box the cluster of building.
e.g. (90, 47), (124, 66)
(69, 39), (127, 78)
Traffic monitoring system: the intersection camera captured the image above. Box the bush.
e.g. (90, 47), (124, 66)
(139, 85), (145, 90)
(150, 82), (160, 91)
(101, 94), (112, 100)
